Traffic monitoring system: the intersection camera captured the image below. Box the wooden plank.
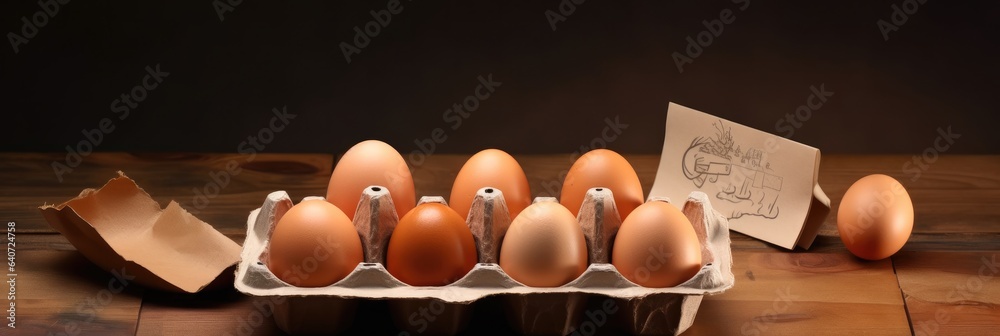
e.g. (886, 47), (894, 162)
(729, 232), (1000, 253)
(7, 152), (996, 237)
(10, 250), (143, 336)
(0, 152), (333, 234)
(687, 251), (912, 335)
(894, 251), (1000, 336)
(134, 290), (283, 336)
(816, 155), (1000, 236)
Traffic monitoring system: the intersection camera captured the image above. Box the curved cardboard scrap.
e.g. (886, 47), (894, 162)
(38, 171), (242, 293)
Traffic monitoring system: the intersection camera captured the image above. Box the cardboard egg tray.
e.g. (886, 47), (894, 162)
(235, 186), (734, 335)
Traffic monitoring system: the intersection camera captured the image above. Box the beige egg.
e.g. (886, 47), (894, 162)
(499, 201), (588, 287)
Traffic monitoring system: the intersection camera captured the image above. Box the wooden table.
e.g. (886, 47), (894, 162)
(3, 152), (998, 335)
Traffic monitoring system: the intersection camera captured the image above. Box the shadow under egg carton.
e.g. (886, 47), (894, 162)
(235, 186), (734, 335)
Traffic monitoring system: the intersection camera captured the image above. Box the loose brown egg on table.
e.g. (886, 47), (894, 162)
(386, 203), (478, 286)
(267, 200), (364, 287)
(450, 149), (532, 220)
(837, 174), (914, 260)
(612, 201), (703, 288)
(500, 201), (589, 287)
(327, 140), (416, 220)
(561, 149), (645, 220)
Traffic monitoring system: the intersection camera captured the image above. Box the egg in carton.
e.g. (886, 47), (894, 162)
(235, 186), (734, 335)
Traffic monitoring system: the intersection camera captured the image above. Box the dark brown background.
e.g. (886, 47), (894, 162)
(2, 1), (998, 156)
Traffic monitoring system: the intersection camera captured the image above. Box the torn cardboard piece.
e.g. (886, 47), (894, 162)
(651, 103), (831, 250)
(39, 171), (242, 293)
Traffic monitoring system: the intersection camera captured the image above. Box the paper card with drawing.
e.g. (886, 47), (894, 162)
(650, 103), (830, 250)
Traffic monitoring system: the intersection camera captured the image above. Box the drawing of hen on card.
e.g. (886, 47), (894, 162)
(681, 120), (783, 220)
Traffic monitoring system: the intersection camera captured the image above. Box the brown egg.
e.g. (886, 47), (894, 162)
(327, 140), (416, 220)
(267, 200), (364, 287)
(450, 149), (532, 220)
(612, 201), (702, 288)
(837, 174), (913, 260)
(386, 203), (478, 286)
(561, 149), (644, 220)
(500, 201), (588, 287)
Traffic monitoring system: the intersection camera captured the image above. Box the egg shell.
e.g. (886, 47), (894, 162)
(327, 140), (416, 220)
(837, 174), (913, 260)
(560, 149), (644, 220)
(450, 149), (532, 220)
(266, 200), (364, 287)
(612, 201), (702, 288)
(499, 201), (589, 287)
(386, 203), (478, 286)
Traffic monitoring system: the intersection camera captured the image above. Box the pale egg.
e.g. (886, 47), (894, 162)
(499, 201), (588, 287)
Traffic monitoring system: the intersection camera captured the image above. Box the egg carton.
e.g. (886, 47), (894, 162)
(235, 186), (734, 335)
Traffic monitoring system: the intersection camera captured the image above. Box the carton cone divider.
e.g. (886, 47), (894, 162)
(576, 187), (623, 264)
(352, 185), (399, 264)
(466, 187), (512, 264)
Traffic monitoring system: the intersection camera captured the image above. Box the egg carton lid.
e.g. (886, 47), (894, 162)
(235, 189), (734, 303)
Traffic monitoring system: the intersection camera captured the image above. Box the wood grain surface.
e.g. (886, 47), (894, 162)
(688, 251), (911, 335)
(12, 251), (144, 336)
(895, 251), (1000, 336)
(3, 153), (999, 335)
(0, 152), (332, 234)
